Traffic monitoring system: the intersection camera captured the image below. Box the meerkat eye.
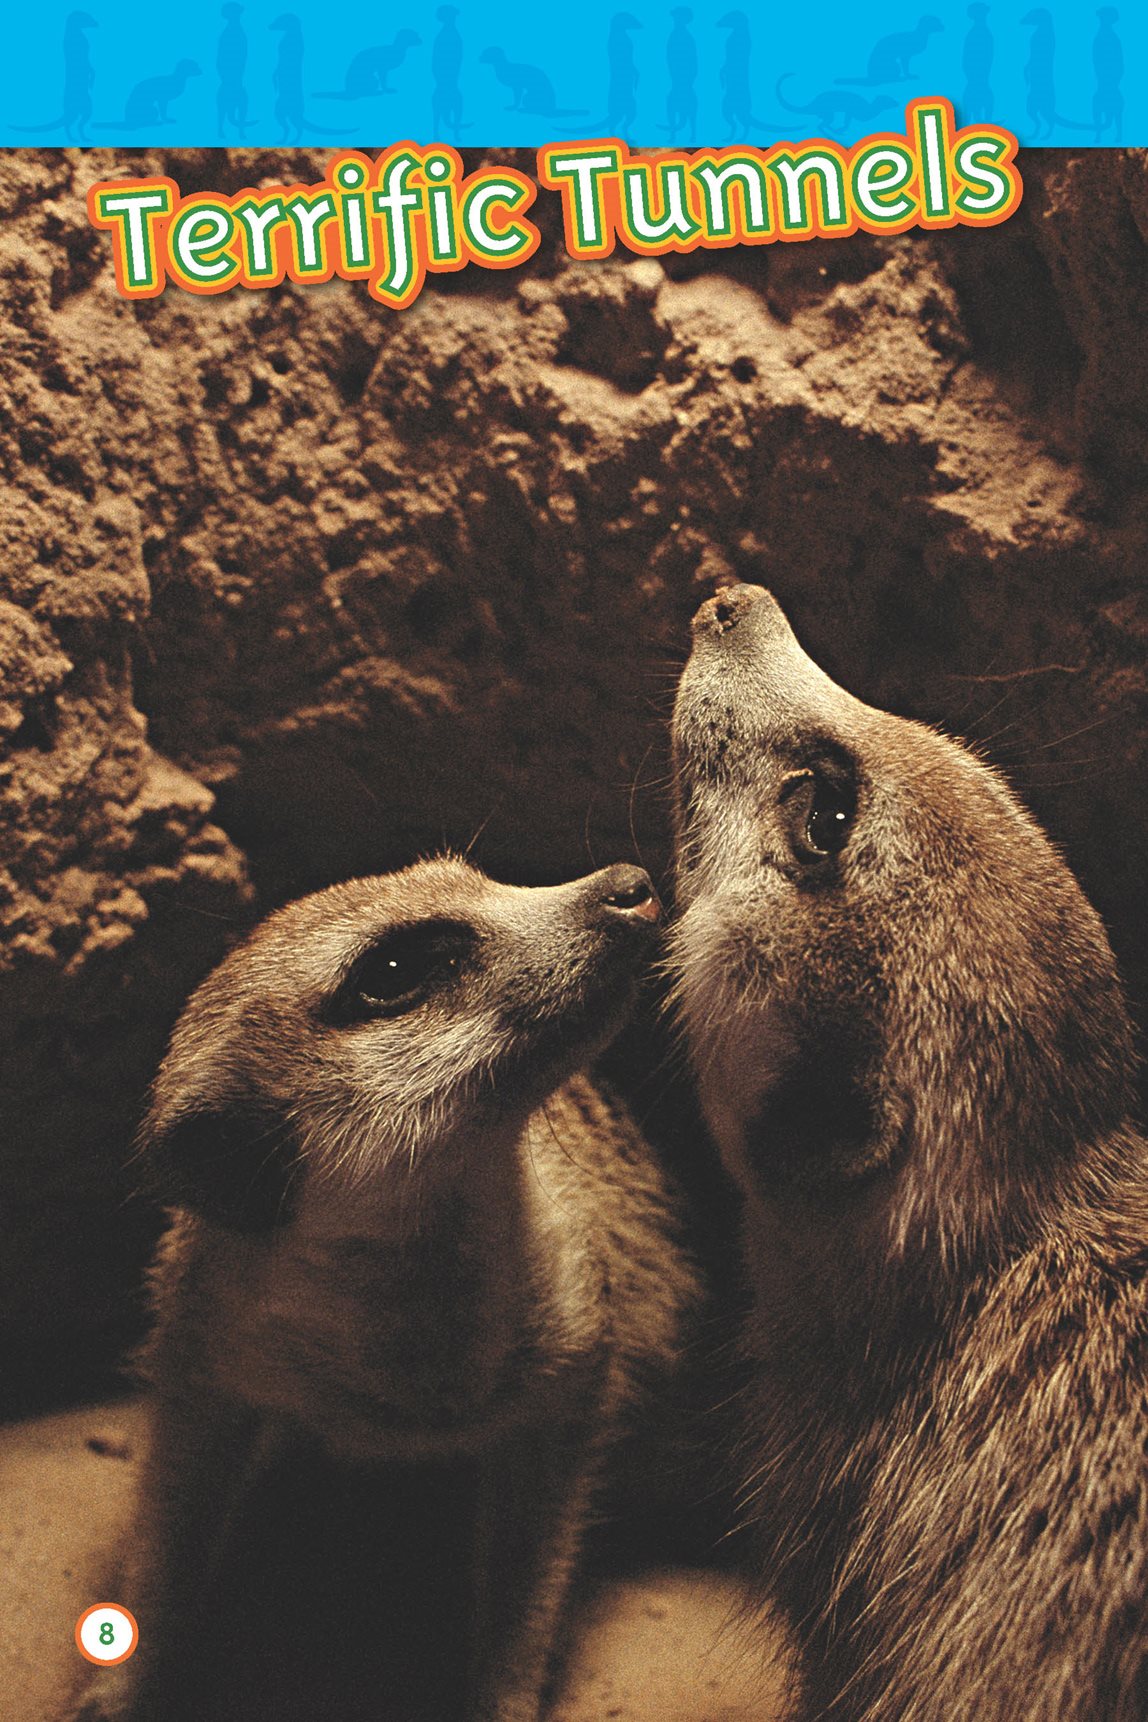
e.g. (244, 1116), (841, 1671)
(779, 769), (857, 864)
(806, 779), (855, 855)
(332, 923), (473, 1021)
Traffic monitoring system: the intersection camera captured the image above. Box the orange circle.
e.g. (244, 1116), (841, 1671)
(75, 1603), (139, 1666)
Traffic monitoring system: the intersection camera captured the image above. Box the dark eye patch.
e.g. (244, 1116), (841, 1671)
(143, 1104), (301, 1233)
(779, 756), (859, 864)
(328, 922), (475, 1023)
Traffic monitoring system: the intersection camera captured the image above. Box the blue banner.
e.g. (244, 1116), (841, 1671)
(0, 3), (1139, 148)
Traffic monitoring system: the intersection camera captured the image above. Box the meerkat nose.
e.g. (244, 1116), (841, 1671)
(692, 582), (770, 635)
(598, 864), (662, 924)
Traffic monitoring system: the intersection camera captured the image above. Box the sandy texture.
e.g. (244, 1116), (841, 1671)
(0, 1400), (792, 1722)
(0, 1399), (147, 1722)
(549, 1569), (794, 1721)
(1, 146), (1147, 1399)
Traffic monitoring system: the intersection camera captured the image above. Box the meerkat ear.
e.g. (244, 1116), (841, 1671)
(140, 1102), (302, 1233)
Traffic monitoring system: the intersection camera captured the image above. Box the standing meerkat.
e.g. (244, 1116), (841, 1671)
(73, 857), (699, 1722)
(669, 584), (1148, 1721)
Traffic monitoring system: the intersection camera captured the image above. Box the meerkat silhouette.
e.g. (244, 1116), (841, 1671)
(71, 857), (698, 1722)
(11, 9), (97, 141)
(562, 13), (643, 140)
(270, 12), (345, 140)
(717, 10), (770, 140)
(775, 76), (895, 133)
(314, 30), (421, 99)
(216, 4), (251, 134)
(662, 8), (698, 139)
(93, 58), (201, 128)
(961, 3), (994, 124)
(1093, 7), (1123, 141)
(835, 13), (943, 84)
(1021, 8), (1092, 138)
(671, 585), (1148, 1721)
(431, 5), (466, 134)
(605, 12), (642, 134)
(478, 46), (587, 116)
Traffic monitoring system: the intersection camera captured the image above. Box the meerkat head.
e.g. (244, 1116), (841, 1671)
(670, 585), (1135, 1279)
(141, 858), (660, 1234)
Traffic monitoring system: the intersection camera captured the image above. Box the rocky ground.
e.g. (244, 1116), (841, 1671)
(1, 142), (1146, 1713)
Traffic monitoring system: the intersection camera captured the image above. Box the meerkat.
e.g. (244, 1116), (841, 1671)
(669, 584), (1148, 1721)
(72, 857), (699, 1722)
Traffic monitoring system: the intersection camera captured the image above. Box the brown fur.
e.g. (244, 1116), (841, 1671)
(74, 858), (699, 1722)
(669, 585), (1148, 1721)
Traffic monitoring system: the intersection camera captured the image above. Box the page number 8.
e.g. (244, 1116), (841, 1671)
(76, 1604), (139, 1667)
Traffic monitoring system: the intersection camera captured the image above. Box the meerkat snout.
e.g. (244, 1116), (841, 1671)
(142, 857), (662, 1235)
(597, 861), (662, 921)
(691, 581), (773, 635)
